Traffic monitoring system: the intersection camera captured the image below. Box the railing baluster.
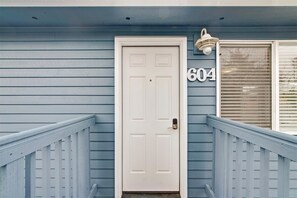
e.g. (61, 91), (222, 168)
(260, 148), (270, 198)
(42, 145), (51, 197)
(71, 133), (79, 198)
(214, 129), (223, 196)
(6, 158), (25, 197)
(226, 134), (233, 198)
(64, 136), (72, 198)
(214, 128), (219, 194)
(25, 152), (36, 198)
(55, 140), (62, 197)
(246, 142), (254, 198)
(235, 137), (243, 198)
(278, 155), (290, 198)
(78, 128), (91, 197)
(222, 131), (228, 197)
(0, 166), (6, 197)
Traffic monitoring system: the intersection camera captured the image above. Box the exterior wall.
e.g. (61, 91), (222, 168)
(0, 26), (296, 198)
(0, 31), (117, 197)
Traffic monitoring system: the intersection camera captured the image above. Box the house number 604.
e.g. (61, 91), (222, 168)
(187, 68), (216, 82)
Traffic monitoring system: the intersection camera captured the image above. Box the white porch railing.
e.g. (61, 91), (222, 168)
(0, 115), (98, 198)
(207, 115), (297, 198)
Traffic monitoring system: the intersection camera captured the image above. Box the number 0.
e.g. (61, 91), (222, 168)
(197, 68), (207, 82)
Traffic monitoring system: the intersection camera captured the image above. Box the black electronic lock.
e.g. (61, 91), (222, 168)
(172, 118), (178, 130)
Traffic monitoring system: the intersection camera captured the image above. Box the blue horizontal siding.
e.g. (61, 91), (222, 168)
(0, 26), (296, 198)
(188, 134), (213, 143)
(0, 77), (115, 86)
(187, 35), (215, 198)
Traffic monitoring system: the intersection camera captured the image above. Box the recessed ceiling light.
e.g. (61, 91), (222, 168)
(32, 16), (38, 20)
(125, 17), (131, 20)
(219, 17), (225, 20)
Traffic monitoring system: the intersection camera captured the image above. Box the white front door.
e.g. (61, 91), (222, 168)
(122, 46), (180, 192)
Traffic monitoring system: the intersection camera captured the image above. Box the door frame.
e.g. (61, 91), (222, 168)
(115, 36), (188, 198)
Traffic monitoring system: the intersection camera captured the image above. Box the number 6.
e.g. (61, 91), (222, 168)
(187, 68), (197, 82)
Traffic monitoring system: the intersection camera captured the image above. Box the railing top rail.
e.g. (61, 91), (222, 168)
(0, 115), (95, 146)
(0, 115), (96, 167)
(207, 115), (297, 161)
(207, 115), (297, 144)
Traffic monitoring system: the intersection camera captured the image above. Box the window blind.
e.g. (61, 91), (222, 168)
(220, 45), (272, 128)
(279, 42), (297, 134)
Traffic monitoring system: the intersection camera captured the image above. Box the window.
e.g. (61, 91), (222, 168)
(279, 42), (297, 134)
(220, 44), (272, 128)
(219, 41), (297, 134)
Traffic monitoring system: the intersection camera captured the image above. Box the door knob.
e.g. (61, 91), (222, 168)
(172, 118), (178, 130)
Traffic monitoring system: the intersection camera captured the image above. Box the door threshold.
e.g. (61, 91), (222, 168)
(122, 192), (181, 198)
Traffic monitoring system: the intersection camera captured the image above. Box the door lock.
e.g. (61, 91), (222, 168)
(172, 118), (178, 130)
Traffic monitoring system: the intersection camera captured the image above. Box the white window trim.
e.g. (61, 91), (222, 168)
(217, 40), (297, 135)
(114, 36), (188, 198)
(216, 42), (221, 117)
(272, 41), (279, 131)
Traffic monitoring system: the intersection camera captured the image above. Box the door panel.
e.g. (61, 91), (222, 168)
(129, 77), (146, 120)
(130, 134), (146, 173)
(123, 47), (179, 191)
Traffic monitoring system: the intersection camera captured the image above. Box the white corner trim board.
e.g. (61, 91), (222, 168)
(115, 36), (188, 198)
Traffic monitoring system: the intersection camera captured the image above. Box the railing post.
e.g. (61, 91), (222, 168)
(25, 152), (36, 198)
(6, 158), (25, 197)
(216, 130), (231, 198)
(214, 128), (226, 197)
(0, 166), (6, 198)
(78, 127), (91, 197)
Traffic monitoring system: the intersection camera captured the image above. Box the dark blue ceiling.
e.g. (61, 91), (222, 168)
(0, 7), (296, 27)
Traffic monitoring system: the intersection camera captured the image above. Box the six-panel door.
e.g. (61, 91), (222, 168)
(123, 47), (180, 191)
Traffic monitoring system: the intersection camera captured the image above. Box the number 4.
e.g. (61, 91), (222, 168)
(207, 68), (216, 81)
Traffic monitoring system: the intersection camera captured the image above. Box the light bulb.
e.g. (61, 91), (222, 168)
(203, 47), (212, 55)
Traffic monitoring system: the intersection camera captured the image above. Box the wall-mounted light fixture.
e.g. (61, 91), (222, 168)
(195, 28), (219, 55)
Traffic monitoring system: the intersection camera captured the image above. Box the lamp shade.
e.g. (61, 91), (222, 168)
(195, 28), (219, 55)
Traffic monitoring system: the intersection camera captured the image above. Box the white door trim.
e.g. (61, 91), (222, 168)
(115, 36), (188, 198)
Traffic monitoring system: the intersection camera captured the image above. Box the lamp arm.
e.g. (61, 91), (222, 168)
(201, 28), (207, 37)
